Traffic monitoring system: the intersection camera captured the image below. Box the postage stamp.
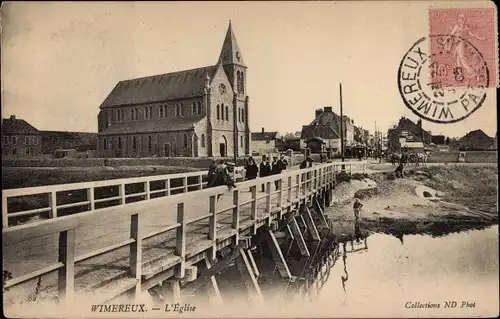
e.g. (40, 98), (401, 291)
(398, 36), (488, 124)
(429, 7), (497, 88)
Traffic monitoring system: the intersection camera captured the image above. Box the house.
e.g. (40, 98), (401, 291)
(41, 131), (98, 154)
(250, 128), (281, 154)
(305, 136), (326, 153)
(457, 129), (494, 150)
(300, 123), (340, 153)
(2, 115), (42, 157)
(305, 107), (355, 147)
(431, 135), (446, 145)
(387, 117), (432, 152)
(97, 21), (250, 158)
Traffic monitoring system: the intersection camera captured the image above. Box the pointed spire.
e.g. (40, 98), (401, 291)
(218, 21), (246, 67)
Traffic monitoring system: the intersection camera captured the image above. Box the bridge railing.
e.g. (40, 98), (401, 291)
(2, 161), (367, 304)
(1, 166), (245, 229)
(2, 161), (366, 229)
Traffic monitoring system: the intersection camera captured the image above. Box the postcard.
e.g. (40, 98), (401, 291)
(1, 1), (498, 318)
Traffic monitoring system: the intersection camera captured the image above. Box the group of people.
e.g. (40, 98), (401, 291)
(206, 154), (316, 199)
(390, 152), (429, 166)
(244, 155), (289, 191)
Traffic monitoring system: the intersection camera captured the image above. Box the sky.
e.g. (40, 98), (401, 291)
(1, 1), (497, 138)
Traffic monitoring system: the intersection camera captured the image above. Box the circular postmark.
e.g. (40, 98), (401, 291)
(397, 35), (489, 124)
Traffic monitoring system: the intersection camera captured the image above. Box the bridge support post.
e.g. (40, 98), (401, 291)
(129, 214), (142, 296)
(58, 229), (76, 304)
(266, 230), (292, 279)
(208, 195), (217, 260)
(289, 217), (310, 257)
(204, 257), (223, 305)
(250, 185), (258, 235)
(303, 207), (321, 241)
(314, 198), (330, 229)
(161, 279), (181, 303)
(246, 248), (260, 278)
(236, 248), (264, 302)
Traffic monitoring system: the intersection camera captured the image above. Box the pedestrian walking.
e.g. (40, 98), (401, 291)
(353, 199), (363, 220)
(395, 161), (404, 178)
(259, 155), (272, 192)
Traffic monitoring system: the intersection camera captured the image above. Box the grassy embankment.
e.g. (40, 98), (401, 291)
(327, 164), (498, 240)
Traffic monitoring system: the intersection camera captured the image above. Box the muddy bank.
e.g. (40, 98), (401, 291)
(326, 165), (498, 240)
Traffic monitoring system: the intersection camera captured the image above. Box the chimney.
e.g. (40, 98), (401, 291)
(10, 115), (16, 120)
(261, 127), (265, 134)
(315, 108), (323, 118)
(324, 106), (333, 113)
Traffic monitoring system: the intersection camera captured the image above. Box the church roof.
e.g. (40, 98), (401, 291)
(218, 21), (246, 67)
(100, 65), (218, 108)
(98, 117), (203, 135)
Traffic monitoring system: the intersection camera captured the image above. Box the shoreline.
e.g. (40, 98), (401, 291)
(326, 164), (498, 241)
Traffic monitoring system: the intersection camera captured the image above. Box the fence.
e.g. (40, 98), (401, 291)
(2, 161), (367, 304)
(2, 167), (242, 229)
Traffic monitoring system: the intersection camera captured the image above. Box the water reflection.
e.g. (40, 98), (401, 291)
(315, 225), (499, 317)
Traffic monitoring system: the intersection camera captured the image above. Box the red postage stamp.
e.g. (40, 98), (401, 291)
(429, 7), (496, 88)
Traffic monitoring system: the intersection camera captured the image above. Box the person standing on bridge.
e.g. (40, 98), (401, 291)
(207, 160), (236, 201)
(207, 160), (217, 187)
(259, 155), (272, 192)
(279, 154), (288, 171)
(245, 157), (258, 192)
(271, 156), (282, 191)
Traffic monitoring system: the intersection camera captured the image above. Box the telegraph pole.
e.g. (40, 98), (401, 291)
(339, 83), (345, 171)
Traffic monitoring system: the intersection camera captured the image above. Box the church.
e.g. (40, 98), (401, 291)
(97, 21), (250, 158)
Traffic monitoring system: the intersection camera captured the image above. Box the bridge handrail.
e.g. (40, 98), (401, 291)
(2, 160), (367, 302)
(1, 162), (366, 229)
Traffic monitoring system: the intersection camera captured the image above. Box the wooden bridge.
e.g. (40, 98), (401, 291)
(2, 161), (367, 309)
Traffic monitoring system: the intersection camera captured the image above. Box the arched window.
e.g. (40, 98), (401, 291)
(225, 105), (229, 121)
(180, 103), (184, 116)
(201, 134), (205, 148)
(159, 105), (164, 118)
(197, 101), (202, 115)
(135, 108), (139, 120)
(118, 137), (122, 149)
(240, 73), (245, 94)
(192, 102), (196, 115)
(103, 138), (108, 150)
(217, 104), (220, 120)
(145, 107), (149, 119)
(148, 136), (152, 150)
(183, 133), (189, 148)
(240, 136), (243, 147)
(221, 104), (225, 121)
(236, 71), (241, 93)
(132, 136), (137, 149)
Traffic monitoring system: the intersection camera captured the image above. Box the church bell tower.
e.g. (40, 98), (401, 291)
(218, 20), (249, 156)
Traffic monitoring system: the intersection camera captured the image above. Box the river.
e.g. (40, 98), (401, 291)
(312, 225), (499, 317)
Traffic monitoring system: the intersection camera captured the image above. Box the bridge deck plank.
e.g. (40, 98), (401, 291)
(3, 185), (307, 303)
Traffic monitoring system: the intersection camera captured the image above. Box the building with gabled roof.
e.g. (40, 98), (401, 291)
(2, 115), (42, 157)
(458, 129), (494, 150)
(97, 21), (250, 158)
(250, 128), (282, 154)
